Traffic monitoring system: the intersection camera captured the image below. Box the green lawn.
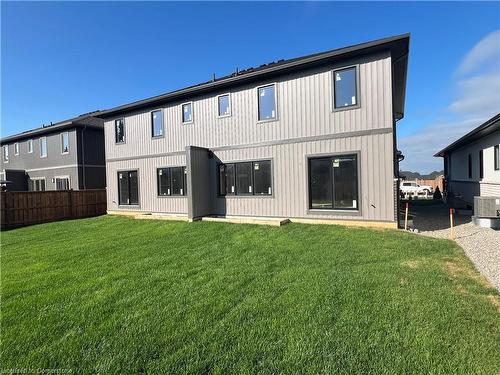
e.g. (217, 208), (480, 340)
(1, 216), (499, 374)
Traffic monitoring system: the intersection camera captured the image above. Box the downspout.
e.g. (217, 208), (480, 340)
(81, 125), (87, 189)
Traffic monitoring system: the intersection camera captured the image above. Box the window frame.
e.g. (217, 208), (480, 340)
(29, 177), (46, 192)
(27, 139), (33, 154)
(39, 137), (47, 158)
(257, 83), (278, 123)
(14, 143), (19, 156)
(54, 175), (71, 190)
(3, 145), (9, 163)
(181, 101), (194, 124)
(468, 153), (472, 179)
(306, 151), (362, 215)
(217, 159), (274, 198)
(217, 93), (232, 118)
(494, 145), (499, 171)
(115, 118), (126, 144)
(156, 166), (187, 197)
(332, 65), (361, 112)
(151, 109), (164, 139)
(479, 150), (484, 179)
(61, 132), (70, 155)
(117, 169), (140, 207)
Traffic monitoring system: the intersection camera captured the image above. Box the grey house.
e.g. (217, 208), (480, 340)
(435, 113), (500, 208)
(0, 114), (106, 191)
(97, 34), (409, 228)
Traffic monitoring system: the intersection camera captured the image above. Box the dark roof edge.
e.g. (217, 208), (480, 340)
(1, 115), (104, 145)
(434, 113), (500, 157)
(96, 33), (410, 119)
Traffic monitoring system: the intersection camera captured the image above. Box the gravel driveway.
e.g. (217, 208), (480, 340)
(409, 202), (500, 290)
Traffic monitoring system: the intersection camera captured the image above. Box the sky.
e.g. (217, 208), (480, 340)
(1, 1), (499, 173)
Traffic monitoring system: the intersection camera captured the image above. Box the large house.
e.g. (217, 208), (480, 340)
(96, 34), (410, 227)
(0, 114), (105, 191)
(435, 113), (500, 208)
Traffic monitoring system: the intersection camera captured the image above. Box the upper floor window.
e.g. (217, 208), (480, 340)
(115, 118), (125, 143)
(334, 67), (358, 109)
(468, 154), (472, 179)
(151, 110), (163, 138)
(40, 137), (47, 158)
(28, 139), (33, 153)
(479, 150), (484, 179)
(218, 94), (231, 117)
(3, 146), (8, 162)
(495, 145), (499, 171)
(14, 143), (19, 155)
(61, 132), (69, 154)
(258, 84), (277, 121)
(182, 102), (193, 124)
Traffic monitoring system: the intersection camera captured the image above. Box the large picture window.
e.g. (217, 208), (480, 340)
(157, 167), (186, 196)
(334, 67), (358, 109)
(218, 160), (272, 196)
(118, 170), (139, 205)
(309, 154), (358, 210)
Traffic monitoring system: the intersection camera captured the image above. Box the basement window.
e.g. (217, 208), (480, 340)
(157, 167), (186, 196)
(309, 154), (358, 210)
(218, 160), (272, 196)
(115, 118), (125, 143)
(334, 66), (358, 109)
(151, 110), (163, 138)
(182, 102), (193, 124)
(258, 84), (277, 121)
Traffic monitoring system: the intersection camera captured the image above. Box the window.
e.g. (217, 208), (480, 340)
(479, 150), (484, 179)
(218, 94), (231, 117)
(258, 84), (277, 121)
(28, 139), (33, 153)
(334, 67), (358, 109)
(468, 154), (472, 179)
(55, 177), (70, 190)
(29, 178), (46, 192)
(309, 154), (358, 210)
(182, 102), (193, 123)
(151, 110), (163, 138)
(3, 145), (8, 162)
(495, 145), (499, 171)
(40, 138), (47, 158)
(61, 132), (69, 154)
(157, 167), (186, 196)
(118, 170), (139, 205)
(14, 143), (19, 155)
(115, 118), (125, 143)
(218, 160), (272, 196)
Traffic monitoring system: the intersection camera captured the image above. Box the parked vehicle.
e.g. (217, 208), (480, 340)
(400, 181), (433, 195)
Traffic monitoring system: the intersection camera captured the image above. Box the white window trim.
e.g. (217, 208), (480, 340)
(28, 139), (33, 153)
(181, 101), (194, 124)
(14, 143), (19, 156)
(151, 109), (164, 138)
(3, 145), (9, 163)
(40, 137), (47, 158)
(257, 83), (279, 123)
(61, 132), (70, 155)
(331, 64), (361, 112)
(30, 177), (46, 192)
(54, 175), (71, 190)
(217, 93), (232, 118)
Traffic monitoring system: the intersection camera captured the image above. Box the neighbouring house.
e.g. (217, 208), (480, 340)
(0, 114), (106, 191)
(96, 34), (410, 228)
(435, 113), (500, 209)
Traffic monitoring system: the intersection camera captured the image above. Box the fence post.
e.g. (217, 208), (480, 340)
(449, 208), (455, 239)
(404, 202), (409, 230)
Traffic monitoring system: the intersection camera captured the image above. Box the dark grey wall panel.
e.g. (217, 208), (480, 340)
(186, 146), (211, 219)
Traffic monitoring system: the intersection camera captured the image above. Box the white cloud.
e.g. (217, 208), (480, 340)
(455, 29), (500, 76)
(399, 30), (500, 174)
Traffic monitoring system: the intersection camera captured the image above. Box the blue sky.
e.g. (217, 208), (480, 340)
(1, 2), (499, 173)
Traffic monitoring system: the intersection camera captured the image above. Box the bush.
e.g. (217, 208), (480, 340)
(433, 187), (442, 200)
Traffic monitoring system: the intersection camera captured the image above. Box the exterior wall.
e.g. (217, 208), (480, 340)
(186, 147), (211, 219)
(27, 166), (80, 191)
(446, 128), (500, 205)
(104, 51), (396, 223)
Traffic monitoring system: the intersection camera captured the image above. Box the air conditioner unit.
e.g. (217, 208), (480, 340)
(474, 196), (500, 218)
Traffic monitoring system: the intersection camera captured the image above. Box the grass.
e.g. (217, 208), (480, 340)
(1, 216), (499, 374)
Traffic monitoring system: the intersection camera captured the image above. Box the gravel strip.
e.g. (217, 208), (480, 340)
(410, 203), (500, 291)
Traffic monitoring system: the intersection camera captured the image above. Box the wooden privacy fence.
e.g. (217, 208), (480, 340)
(0, 189), (107, 229)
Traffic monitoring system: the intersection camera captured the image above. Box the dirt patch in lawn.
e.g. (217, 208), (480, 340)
(402, 259), (425, 269)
